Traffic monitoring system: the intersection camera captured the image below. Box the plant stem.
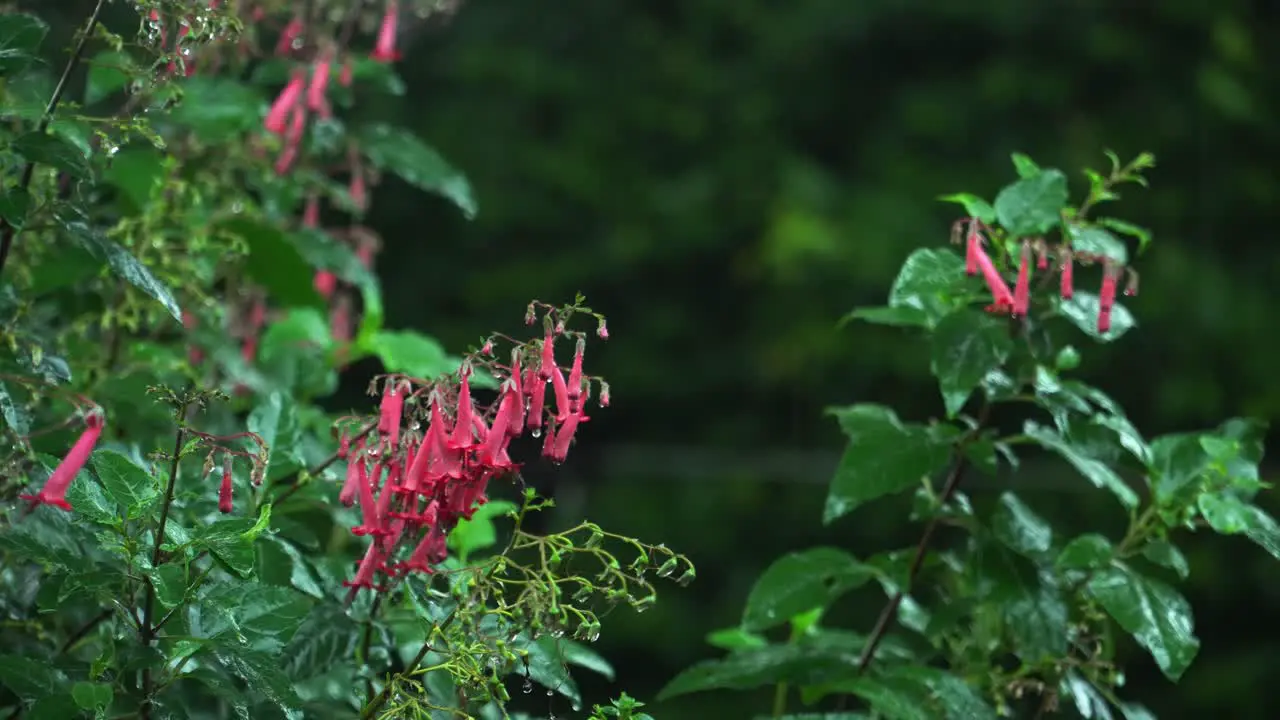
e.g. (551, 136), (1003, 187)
(58, 608), (112, 655)
(139, 411), (188, 720)
(0, 0), (106, 280)
(853, 401), (989, 676)
(771, 681), (788, 718)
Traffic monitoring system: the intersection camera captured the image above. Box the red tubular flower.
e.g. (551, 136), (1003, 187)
(275, 17), (304, 57)
(352, 462), (381, 536)
(539, 332), (556, 380)
(971, 240), (1014, 313)
(964, 224), (981, 276)
(1098, 265), (1118, 334)
(218, 458), (233, 514)
(378, 380), (404, 452)
(479, 390), (518, 467)
(448, 372), (476, 450)
(550, 365), (571, 422)
(302, 194), (320, 228)
(306, 57), (332, 119)
(371, 2), (401, 63)
(566, 339), (585, 412)
(314, 270), (337, 298)
(22, 411), (105, 511)
(343, 543), (387, 597)
(1012, 243), (1031, 317)
(524, 366), (544, 434)
(506, 357), (525, 435)
(1060, 250), (1074, 300)
(547, 411), (588, 464)
(265, 71), (305, 135)
(338, 439), (364, 506)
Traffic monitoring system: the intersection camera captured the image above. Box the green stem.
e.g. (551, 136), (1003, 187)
(273, 421), (377, 505)
(0, 0), (106, 279)
(771, 681), (788, 718)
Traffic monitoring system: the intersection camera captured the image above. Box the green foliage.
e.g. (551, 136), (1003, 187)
(667, 152), (1273, 719)
(0, 5), (686, 720)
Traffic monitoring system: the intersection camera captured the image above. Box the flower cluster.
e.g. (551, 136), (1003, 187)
(961, 218), (1138, 333)
(338, 306), (610, 597)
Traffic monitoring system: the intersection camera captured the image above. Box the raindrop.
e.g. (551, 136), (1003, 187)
(571, 704), (581, 712)
(291, 36), (305, 50)
(521, 678), (533, 694)
(230, 201), (243, 214)
(546, 690), (554, 697)
(531, 428), (541, 438)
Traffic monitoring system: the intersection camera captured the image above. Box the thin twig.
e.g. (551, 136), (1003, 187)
(273, 421), (377, 505)
(140, 409), (188, 720)
(57, 609), (112, 655)
(0, 0), (107, 279)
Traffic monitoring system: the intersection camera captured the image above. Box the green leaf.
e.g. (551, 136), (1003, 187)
(0, 187), (32, 231)
(62, 468), (117, 524)
(993, 169), (1068, 237)
(1056, 292), (1136, 342)
(741, 548), (876, 631)
(0, 654), (64, 699)
(1005, 577), (1069, 661)
(936, 193), (996, 223)
(1010, 153), (1041, 179)
(1141, 540), (1189, 579)
(1024, 421), (1138, 509)
(1097, 217), (1153, 255)
(519, 634), (582, 704)
(991, 492), (1052, 558)
(58, 209), (182, 321)
(1055, 345), (1080, 371)
(167, 77), (265, 141)
(1057, 533), (1113, 571)
(0, 14), (48, 74)
(1149, 432), (1210, 501)
(282, 605), (358, 680)
(930, 309), (1012, 417)
(219, 217), (323, 309)
(1196, 493), (1280, 561)
(559, 639), (615, 681)
(71, 681), (113, 710)
(197, 517), (259, 577)
(706, 627), (768, 651)
(0, 379), (30, 435)
(885, 665), (998, 720)
(841, 305), (930, 329)
(357, 123), (477, 219)
(364, 329), (455, 379)
(151, 563), (188, 609)
(823, 405), (953, 523)
(12, 131), (89, 179)
(199, 582), (311, 649)
(1068, 225), (1128, 264)
(102, 146), (165, 211)
(210, 644), (302, 713)
(92, 449), (160, 514)
(85, 50), (138, 105)
(886, 248), (967, 327)
(1088, 565), (1199, 681)
(447, 499), (517, 562)
(833, 677), (931, 720)
(248, 391), (284, 466)
(659, 640), (882, 700)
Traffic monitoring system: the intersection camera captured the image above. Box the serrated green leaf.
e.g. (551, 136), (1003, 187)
(559, 638), (615, 681)
(1069, 225), (1128, 264)
(887, 665), (998, 720)
(211, 644), (302, 713)
(151, 563), (187, 608)
(1005, 577), (1069, 661)
(248, 391), (284, 466)
(1089, 565), (1198, 681)
(0, 187), (32, 230)
(0, 379), (30, 435)
(991, 492), (1052, 557)
(936, 193), (996, 223)
(13, 131), (90, 179)
(741, 548), (875, 631)
(282, 605), (358, 680)
(1057, 533), (1113, 571)
(886, 248), (967, 327)
(71, 681), (112, 710)
(1056, 292), (1136, 342)
(1197, 493), (1280, 561)
(1024, 421), (1137, 508)
(62, 468), (117, 524)
(0, 654), (65, 699)
(200, 582), (311, 650)
(197, 517), (259, 577)
(92, 449), (160, 514)
(1149, 432), (1211, 501)
(930, 308), (1012, 417)
(0, 14), (48, 74)
(1097, 217), (1153, 255)
(518, 634), (582, 704)
(823, 404), (953, 523)
(357, 123), (476, 218)
(994, 169), (1068, 237)
(102, 146), (165, 211)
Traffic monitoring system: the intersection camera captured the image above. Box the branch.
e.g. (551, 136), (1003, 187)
(273, 421), (377, 505)
(0, 0), (107, 279)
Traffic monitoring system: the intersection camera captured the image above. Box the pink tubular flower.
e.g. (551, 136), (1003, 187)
(371, 2), (401, 62)
(275, 17), (304, 57)
(1059, 250), (1074, 300)
(218, 458), (233, 514)
(306, 57), (332, 118)
(1098, 264), (1118, 334)
(970, 239), (1014, 313)
(525, 366), (546, 433)
(302, 194), (320, 228)
(22, 411), (105, 511)
(1012, 242), (1031, 317)
(964, 223), (981, 276)
(265, 71), (306, 135)
(314, 270), (337, 298)
(547, 411), (588, 464)
(378, 380), (404, 452)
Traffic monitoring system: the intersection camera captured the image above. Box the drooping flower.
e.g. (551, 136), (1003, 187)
(970, 237), (1015, 313)
(1012, 242), (1031, 317)
(371, 2), (401, 63)
(1059, 249), (1074, 300)
(218, 457), (234, 514)
(306, 56), (332, 118)
(275, 16), (304, 57)
(264, 71), (306, 135)
(21, 411), (105, 511)
(1098, 264), (1118, 334)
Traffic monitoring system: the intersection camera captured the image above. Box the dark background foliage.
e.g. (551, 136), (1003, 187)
(35, 0), (1280, 717)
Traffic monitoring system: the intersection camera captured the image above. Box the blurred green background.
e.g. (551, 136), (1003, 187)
(46, 0), (1280, 716)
